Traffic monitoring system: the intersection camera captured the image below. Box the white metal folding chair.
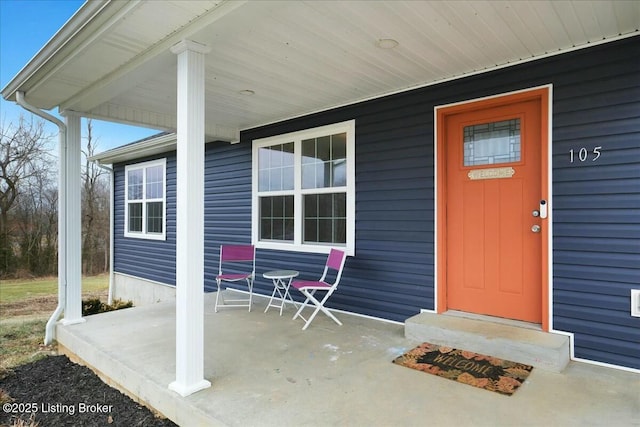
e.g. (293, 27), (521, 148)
(292, 248), (347, 330)
(215, 244), (255, 312)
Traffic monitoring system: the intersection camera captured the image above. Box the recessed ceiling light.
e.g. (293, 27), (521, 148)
(238, 89), (255, 96)
(376, 38), (399, 49)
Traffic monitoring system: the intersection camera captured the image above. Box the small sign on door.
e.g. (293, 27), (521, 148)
(468, 167), (515, 180)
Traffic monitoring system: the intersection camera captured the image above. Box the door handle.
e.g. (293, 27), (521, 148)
(531, 225), (541, 233)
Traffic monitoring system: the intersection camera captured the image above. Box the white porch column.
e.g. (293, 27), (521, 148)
(168, 39), (212, 396)
(61, 112), (84, 325)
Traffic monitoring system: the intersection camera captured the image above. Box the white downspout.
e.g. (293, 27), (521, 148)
(15, 91), (67, 345)
(95, 163), (114, 305)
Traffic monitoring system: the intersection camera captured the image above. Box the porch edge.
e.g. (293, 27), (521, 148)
(56, 322), (225, 426)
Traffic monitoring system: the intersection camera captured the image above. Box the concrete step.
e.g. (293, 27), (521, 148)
(404, 312), (570, 372)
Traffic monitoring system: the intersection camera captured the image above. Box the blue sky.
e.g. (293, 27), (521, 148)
(0, 0), (157, 152)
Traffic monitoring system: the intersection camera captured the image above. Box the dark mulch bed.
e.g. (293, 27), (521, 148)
(0, 355), (177, 426)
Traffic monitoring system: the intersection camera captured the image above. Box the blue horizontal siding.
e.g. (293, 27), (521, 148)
(113, 153), (177, 285)
(549, 37), (640, 369)
(203, 141), (252, 292)
(554, 179), (639, 195)
(576, 347), (639, 372)
(555, 304), (638, 328)
(553, 193), (640, 210)
(554, 265), (638, 284)
(554, 223), (640, 239)
(554, 251), (638, 269)
(554, 318), (639, 357)
(239, 106), (437, 320)
(112, 36), (640, 370)
(554, 237), (639, 254)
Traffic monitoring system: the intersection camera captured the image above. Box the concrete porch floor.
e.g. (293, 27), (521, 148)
(57, 292), (639, 427)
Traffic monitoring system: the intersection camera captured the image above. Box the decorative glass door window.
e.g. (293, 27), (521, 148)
(463, 119), (521, 166)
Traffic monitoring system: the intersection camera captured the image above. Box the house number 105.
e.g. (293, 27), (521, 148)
(569, 146), (602, 163)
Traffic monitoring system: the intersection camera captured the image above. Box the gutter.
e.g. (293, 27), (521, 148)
(95, 163), (114, 305)
(16, 92), (67, 346)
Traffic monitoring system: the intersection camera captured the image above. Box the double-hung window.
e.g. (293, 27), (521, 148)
(252, 120), (355, 255)
(124, 159), (166, 240)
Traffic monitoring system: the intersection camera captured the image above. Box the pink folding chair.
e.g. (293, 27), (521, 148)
(215, 245), (255, 312)
(292, 248), (347, 330)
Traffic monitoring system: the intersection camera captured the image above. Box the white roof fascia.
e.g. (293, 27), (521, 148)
(90, 133), (177, 165)
(1, 1), (128, 104)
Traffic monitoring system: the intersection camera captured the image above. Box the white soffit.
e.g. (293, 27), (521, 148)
(3, 0), (639, 142)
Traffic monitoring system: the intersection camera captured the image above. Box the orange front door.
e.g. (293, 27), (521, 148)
(444, 94), (545, 323)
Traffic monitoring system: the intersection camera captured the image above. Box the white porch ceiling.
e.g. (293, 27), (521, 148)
(3, 0), (639, 142)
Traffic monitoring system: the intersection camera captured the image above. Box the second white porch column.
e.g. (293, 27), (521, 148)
(168, 39), (211, 397)
(61, 112), (84, 325)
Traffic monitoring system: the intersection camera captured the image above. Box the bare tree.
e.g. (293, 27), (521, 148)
(14, 165), (58, 276)
(0, 115), (111, 278)
(0, 115), (54, 276)
(81, 119), (110, 275)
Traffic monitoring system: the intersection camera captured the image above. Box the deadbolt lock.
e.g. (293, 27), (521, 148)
(531, 225), (541, 233)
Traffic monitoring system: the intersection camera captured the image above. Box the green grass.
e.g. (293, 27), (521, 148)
(0, 318), (52, 372)
(0, 274), (109, 374)
(0, 274), (109, 303)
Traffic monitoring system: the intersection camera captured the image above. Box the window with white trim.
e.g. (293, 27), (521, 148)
(252, 120), (355, 255)
(124, 159), (166, 240)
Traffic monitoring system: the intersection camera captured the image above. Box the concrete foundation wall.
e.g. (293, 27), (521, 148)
(113, 273), (175, 306)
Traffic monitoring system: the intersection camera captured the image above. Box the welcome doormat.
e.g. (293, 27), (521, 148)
(392, 342), (533, 396)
